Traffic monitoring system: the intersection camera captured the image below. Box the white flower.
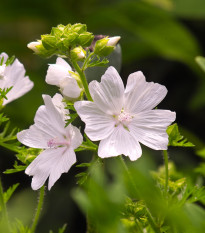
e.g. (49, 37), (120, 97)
(74, 66), (176, 161)
(46, 57), (81, 100)
(0, 52), (34, 105)
(17, 93), (83, 190)
(107, 36), (121, 47)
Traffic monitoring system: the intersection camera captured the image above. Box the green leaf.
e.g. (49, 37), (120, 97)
(195, 56), (205, 72)
(58, 224), (67, 233)
(195, 163), (205, 176)
(3, 183), (19, 204)
(167, 123), (195, 147)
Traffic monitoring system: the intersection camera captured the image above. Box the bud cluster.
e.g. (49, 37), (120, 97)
(28, 23), (94, 58)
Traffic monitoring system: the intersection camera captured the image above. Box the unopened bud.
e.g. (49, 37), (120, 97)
(27, 41), (42, 53)
(71, 47), (86, 61)
(107, 36), (121, 46)
(94, 36), (121, 57)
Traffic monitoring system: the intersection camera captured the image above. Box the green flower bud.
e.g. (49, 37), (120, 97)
(28, 40), (55, 58)
(27, 41), (42, 54)
(41, 35), (57, 50)
(71, 47), (86, 61)
(78, 32), (94, 47)
(71, 23), (87, 34)
(94, 36), (121, 57)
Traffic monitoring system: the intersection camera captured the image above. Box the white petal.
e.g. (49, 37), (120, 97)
(56, 57), (72, 71)
(68, 124), (83, 149)
(25, 147), (76, 190)
(46, 58), (71, 86)
(3, 75), (34, 105)
(129, 109), (176, 150)
(2, 58), (33, 105)
(89, 66), (124, 115)
(60, 77), (81, 99)
(124, 71), (167, 113)
(74, 101), (115, 141)
(98, 125), (142, 161)
(52, 93), (70, 121)
(48, 147), (76, 190)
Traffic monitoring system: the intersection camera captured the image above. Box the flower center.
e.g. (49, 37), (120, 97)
(47, 137), (70, 148)
(0, 64), (6, 79)
(114, 110), (133, 129)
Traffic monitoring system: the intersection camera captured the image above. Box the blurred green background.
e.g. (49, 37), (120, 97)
(1, 0), (205, 232)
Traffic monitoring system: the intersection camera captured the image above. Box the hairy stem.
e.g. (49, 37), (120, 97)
(72, 60), (93, 101)
(30, 186), (45, 233)
(163, 150), (169, 194)
(0, 178), (10, 231)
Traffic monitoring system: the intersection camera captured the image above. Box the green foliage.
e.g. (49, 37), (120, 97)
(0, 114), (20, 153)
(49, 224), (67, 233)
(167, 123), (194, 147)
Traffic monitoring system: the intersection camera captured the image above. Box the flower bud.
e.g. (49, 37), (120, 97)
(71, 47), (86, 61)
(27, 41), (42, 53)
(94, 36), (121, 57)
(106, 36), (121, 47)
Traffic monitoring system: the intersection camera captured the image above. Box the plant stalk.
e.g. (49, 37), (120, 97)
(30, 186), (45, 233)
(72, 60), (93, 101)
(163, 150), (169, 194)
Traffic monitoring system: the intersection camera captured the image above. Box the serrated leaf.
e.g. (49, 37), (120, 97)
(167, 123), (194, 147)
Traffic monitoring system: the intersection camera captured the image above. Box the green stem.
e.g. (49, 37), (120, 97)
(0, 178), (10, 231)
(119, 156), (139, 195)
(119, 156), (161, 233)
(72, 60), (93, 101)
(30, 186), (45, 233)
(163, 150), (169, 194)
(146, 207), (161, 233)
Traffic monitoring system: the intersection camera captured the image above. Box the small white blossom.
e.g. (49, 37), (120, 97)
(0, 52), (34, 105)
(107, 36), (121, 47)
(46, 57), (81, 100)
(17, 93), (83, 190)
(75, 66), (176, 161)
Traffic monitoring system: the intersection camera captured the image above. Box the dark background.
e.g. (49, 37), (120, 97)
(0, 0), (205, 232)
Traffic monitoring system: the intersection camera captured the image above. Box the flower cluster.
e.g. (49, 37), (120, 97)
(3, 23), (175, 190)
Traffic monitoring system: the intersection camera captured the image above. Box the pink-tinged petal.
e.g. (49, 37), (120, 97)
(17, 95), (67, 148)
(48, 147), (76, 190)
(68, 124), (83, 149)
(3, 76), (34, 105)
(60, 77), (81, 99)
(89, 66), (124, 115)
(74, 101), (115, 141)
(129, 109), (176, 150)
(124, 71), (167, 113)
(17, 124), (52, 149)
(98, 125), (142, 161)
